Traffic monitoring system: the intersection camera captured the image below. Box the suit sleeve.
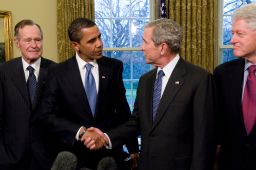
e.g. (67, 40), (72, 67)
(37, 69), (80, 146)
(112, 62), (139, 153)
(0, 67), (16, 166)
(191, 73), (216, 170)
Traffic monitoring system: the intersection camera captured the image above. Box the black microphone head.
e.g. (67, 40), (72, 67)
(97, 157), (118, 170)
(51, 151), (77, 170)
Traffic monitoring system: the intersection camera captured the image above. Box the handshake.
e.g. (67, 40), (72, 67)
(80, 127), (109, 150)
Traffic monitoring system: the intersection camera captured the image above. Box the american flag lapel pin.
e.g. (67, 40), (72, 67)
(175, 81), (180, 85)
(102, 76), (106, 79)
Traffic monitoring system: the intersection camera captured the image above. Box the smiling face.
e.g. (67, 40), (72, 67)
(231, 19), (256, 62)
(15, 25), (43, 64)
(71, 25), (103, 62)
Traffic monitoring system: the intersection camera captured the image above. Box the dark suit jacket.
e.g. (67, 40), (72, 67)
(38, 56), (138, 169)
(214, 58), (256, 170)
(0, 57), (56, 170)
(108, 58), (216, 170)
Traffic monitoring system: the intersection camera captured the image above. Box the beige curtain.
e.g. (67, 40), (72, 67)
(165, 0), (218, 72)
(57, 0), (94, 62)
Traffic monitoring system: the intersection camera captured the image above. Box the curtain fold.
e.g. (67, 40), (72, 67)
(57, 0), (94, 62)
(166, 0), (218, 72)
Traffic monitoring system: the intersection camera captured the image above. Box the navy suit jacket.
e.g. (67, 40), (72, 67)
(38, 56), (138, 169)
(0, 57), (56, 170)
(108, 58), (216, 170)
(214, 58), (256, 170)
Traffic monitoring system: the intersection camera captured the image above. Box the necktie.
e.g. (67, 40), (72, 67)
(242, 65), (256, 134)
(27, 66), (37, 104)
(152, 70), (164, 121)
(85, 64), (97, 116)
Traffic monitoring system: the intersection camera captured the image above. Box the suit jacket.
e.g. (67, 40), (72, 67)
(0, 57), (56, 170)
(108, 58), (216, 170)
(214, 58), (256, 170)
(38, 56), (138, 169)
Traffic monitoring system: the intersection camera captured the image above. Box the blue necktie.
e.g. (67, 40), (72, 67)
(27, 66), (37, 104)
(85, 64), (97, 116)
(152, 70), (164, 121)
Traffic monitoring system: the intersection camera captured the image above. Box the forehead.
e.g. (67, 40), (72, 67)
(80, 25), (100, 40)
(143, 27), (154, 39)
(18, 25), (41, 37)
(232, 19), (251, 30)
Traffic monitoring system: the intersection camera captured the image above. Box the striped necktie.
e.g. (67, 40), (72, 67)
(152, 70), (164, 121)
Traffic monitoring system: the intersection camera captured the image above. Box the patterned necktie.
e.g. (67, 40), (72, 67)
(152, 70), (164, 121)
(27, 66), (37, 104)
(85, 64), (97, 116)
(242, 65), (256, 134)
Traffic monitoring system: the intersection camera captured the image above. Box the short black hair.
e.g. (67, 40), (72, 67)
(68, 18), (96, 43)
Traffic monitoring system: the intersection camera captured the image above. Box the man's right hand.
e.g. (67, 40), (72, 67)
(80, 127), (108, 150)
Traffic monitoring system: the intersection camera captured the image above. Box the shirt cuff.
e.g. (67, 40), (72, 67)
(75, 126), (86, 140)
(104, 133), (112, 149)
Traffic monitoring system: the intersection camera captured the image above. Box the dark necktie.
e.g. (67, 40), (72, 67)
(242, 65), (256, 134)
(85, 64), (97, 116)
(27, 66), (37, 104)
(152, 70), (164, 121)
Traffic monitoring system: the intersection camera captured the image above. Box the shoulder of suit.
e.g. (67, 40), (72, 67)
(41, 57), (57, 68)
(0, 57), (21, 70)
(180, 59), (211, 76)
(214, 58), (243, 73)
(98, 56), (122, 66)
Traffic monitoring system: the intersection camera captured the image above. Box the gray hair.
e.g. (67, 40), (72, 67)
(145, 18), (182, 53)
(232, 3), (256, 31)
(14, 19), (43, 39)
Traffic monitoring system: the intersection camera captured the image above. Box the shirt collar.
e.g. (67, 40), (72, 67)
(22, 57), (41, 72)
(157, 54), (180, 78)
(244, 60), (255, 72)
(75, 53), (98, 70)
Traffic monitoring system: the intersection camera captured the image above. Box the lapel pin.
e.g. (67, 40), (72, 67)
(175, 81), (180, 84)
(102, 76), (106, 79)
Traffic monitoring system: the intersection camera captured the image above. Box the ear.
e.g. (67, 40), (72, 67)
(70, 41), (79, 52)
(14, 37), (20, 48)
(160, 42), (167, 55)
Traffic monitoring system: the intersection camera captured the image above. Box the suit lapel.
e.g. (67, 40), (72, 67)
(68, 57), (94, 118)
(144, 70), (156, 127)
(33, 58), (48, 108)
(226, 60), (248, 136)
(11, 58), (30, 106)
(152, 59), (186, 129)
(96, 59), (110, 117)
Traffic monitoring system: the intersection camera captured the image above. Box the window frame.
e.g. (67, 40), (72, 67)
(95, 0), (156, 108)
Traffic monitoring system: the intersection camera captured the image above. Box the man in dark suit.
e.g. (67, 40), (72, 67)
(38, 18), (139, 170)
(214, 3), (256, 170)
(84, 18), (216, 170)
(0, 19), (56, 169)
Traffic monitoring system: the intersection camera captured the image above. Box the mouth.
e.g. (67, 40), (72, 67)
(95, 51), (102, 56)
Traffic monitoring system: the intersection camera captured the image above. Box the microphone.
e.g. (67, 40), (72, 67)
(51, 151), (77, 170)
(97, 157), (118, 170)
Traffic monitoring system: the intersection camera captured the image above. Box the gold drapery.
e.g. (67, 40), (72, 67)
(57, 0), (94, 62)
(166, 0), (218, 72)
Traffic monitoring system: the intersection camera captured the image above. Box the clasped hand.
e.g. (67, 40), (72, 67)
(80, 127), (108, 150)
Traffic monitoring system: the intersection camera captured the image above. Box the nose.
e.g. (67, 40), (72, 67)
(96, 38), (103, 47)
(230, 34), (236, 45)
(30, 40), (37, 47)
(140, 43), (144, 51)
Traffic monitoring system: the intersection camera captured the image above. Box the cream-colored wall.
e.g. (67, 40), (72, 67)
(0, 0), (58, 62)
